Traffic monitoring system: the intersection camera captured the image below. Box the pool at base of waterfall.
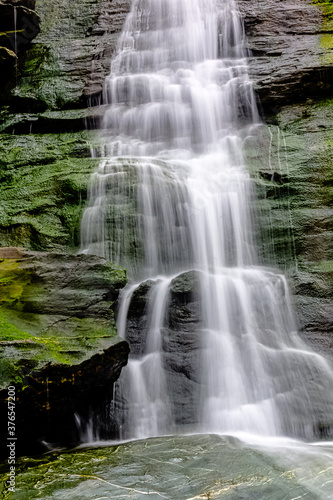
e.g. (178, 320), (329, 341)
(4, 434), (333, 499)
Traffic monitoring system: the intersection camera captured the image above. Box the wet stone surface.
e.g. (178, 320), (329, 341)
(1, 434), (333, 499)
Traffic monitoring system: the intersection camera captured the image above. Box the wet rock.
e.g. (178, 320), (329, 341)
(292, 267), (333, 361)
(0, 247), (129, 455)
(125, 271), (202, 425)
(5, 434), (333, 499)
(245, 100), (333, 359)
(0, 247), (127, 355)
(164, 272), (202, 425)
(125, 280), (153, 356)
(239, 0), (333, 114)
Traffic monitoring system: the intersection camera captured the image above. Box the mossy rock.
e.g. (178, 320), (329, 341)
(0, 131), (99, 251)
(0, 247), (129, 456)
(0, 248), (127, 389)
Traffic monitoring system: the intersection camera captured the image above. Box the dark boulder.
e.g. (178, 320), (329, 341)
(125, 271), (202, 425)
(0, 247), (129, 456)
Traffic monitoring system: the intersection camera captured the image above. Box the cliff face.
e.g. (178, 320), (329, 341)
(239, 0), (333, 358)
(0, 0), (131, 251)
(0, 246), (129, 456)
(0, 0), (132, 454)
(240, 0), (333, 111)
(3, 0), (331, 262)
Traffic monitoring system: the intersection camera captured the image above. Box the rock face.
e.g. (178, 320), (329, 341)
(0, 0), (133, 457)
(239, 0), (333, 113)
(2, 0), (330, 256)
(245, 102), (333, 361)
(235, 0), (333, 360)
(165, 273), (203, 424)
(0, 247), (129, 455)
(0, 0), (131, 113)
(0, 0), (132, 252)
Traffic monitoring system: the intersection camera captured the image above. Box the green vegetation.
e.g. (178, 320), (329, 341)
(311, 0), (333, 63)
(308, 260), (333, 273)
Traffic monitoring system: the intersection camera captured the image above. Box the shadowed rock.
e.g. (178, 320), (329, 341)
(0, 247), (129, 456)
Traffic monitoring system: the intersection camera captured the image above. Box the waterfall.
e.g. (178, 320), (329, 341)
(80, 0), (333, 440)
(13, 6), (18, 55)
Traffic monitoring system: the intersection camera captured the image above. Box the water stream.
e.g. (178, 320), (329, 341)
(80, 0), (333, 443)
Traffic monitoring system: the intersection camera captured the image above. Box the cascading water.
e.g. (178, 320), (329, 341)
(80, 0), (333, 441)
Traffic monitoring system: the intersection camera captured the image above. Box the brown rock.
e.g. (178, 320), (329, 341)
(0, 246), (25, 259)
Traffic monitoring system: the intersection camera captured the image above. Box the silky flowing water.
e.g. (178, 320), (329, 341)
(77, 0), (333, 497)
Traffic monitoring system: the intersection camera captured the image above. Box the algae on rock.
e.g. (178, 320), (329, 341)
(0, 247), (128, 456)
(0, 132), (99, 250)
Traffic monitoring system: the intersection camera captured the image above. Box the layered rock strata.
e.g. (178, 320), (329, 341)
(240, 0), (333, 113)
(0, 247), (129, 455)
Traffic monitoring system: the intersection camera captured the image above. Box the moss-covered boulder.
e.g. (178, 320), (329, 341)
(0, 247), (129, 456)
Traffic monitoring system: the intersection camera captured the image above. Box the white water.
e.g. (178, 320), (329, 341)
(13, 6), (18, 55)
(80, 0), (333, 441)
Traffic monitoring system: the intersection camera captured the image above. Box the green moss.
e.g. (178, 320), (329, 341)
(309, 260), (333, 272)
(0, 132), (98, 251)
(0, 306), (120, 388)
(0, 309), (78, 387)
(0, 259), (32, 304)
(320, 33), (333, 64)
(0, 312), (31, 340)
(311, 0), (333, 61)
